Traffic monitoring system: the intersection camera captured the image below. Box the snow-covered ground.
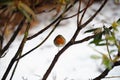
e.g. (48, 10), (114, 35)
(0, 1), (120, 80)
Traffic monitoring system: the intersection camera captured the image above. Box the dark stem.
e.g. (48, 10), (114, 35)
(42, 0), (108, 80)
(17, 19), (62, 60)
(10, 60), (19, 80)
(0, 18), (25, 57)
(79, 0), (108, 29)
(1, 22), (30, 80)
(42, 42), (72, 80)
(27, 0), (79, 40)
(1, 56), (16, 80)
(93, 61), (120, 80)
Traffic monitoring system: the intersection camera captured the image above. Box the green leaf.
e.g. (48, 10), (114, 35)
(103, 26), (111, 34)
(117, 18), (120, 25)
(90, 33), (103, 46)
(18, 7), (31, 22)
(109, 50), (116, 54)
(107, 36), (113, 41)
(102, 54), (112, 69)
(94, 28), (102, 34)
(111, 18), (120, 31)
(18, 1), (36, 20)
(84, 28), (101, 33)
(111, 21), (119, 31)
(90, 55), (101, 59)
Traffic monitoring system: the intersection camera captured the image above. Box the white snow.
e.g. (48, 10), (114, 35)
(0, 1), (120, 80)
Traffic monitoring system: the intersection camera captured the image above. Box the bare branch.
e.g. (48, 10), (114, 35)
(42, 0), (108, 80)
(93, 61), (120, 80)
(1, 22), (30, 80)
(0, 18), (25, 57)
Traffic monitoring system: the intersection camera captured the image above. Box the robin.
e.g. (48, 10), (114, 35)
(54, 35), (66, 47)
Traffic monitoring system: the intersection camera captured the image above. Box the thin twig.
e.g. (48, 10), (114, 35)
(9, 23), (30, 80)
(105, 37), (112, 61)
(77, 0), (81, 25)
(17, 18), (62, 60)
(9, 60), (19, 80)
(73, 35), (95, 44)
(27, 0), (79, 40)
(62, 0), (95, 20)
(27, 16), (61, 40)
(104, 76), (120, 79)
(42, 0), (107, 80)
(79, 0), (92, 25)
(1, 21), (30, 80)
(42, 42), (72, 80)
(0, 18), (25, 57)
(93, 61), (120, 80)
(78, 0), (108, 29)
